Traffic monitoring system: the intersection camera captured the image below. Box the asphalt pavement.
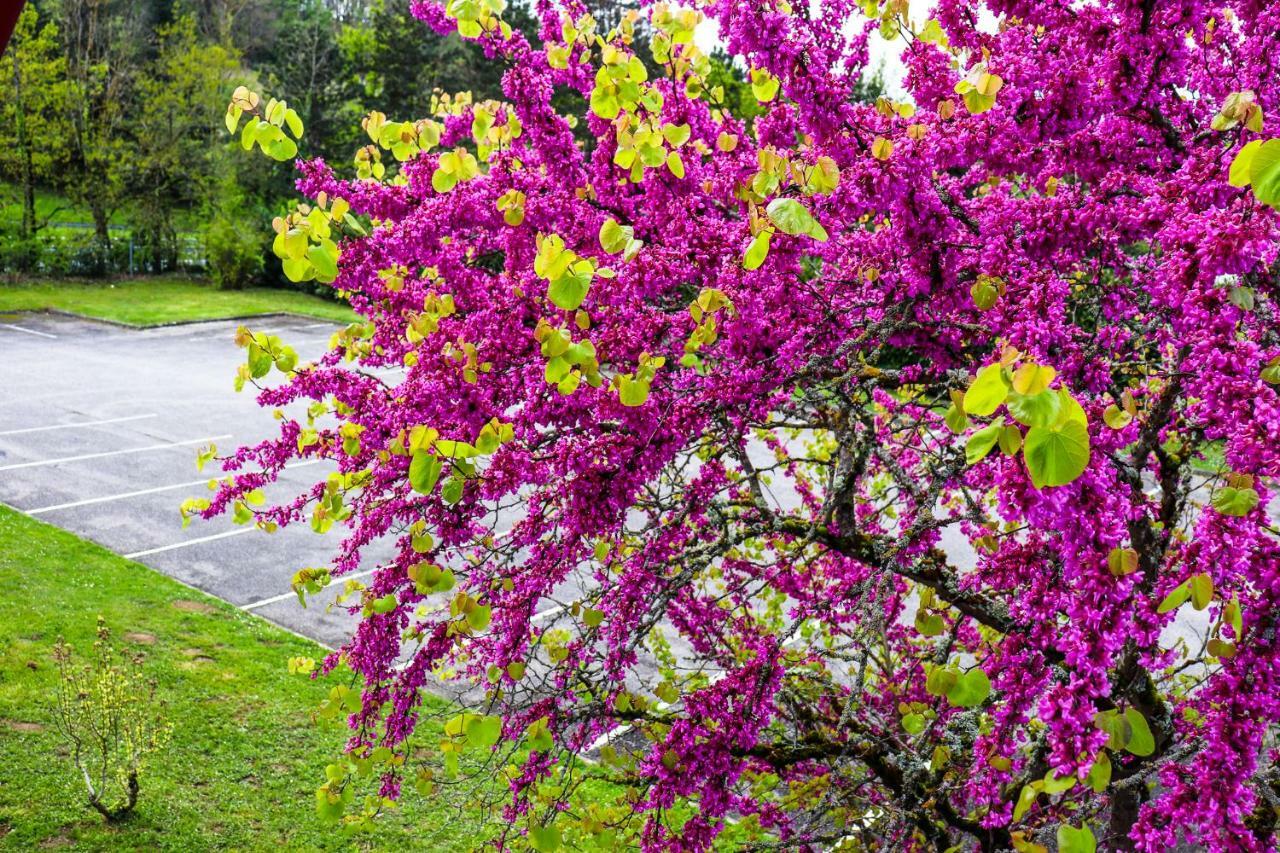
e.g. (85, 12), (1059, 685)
(0, 309), (1227, 704)
(0, 310), (382, 650)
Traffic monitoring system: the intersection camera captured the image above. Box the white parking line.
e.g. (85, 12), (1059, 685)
(0, 435), (230, 472)
(1, 323), (57, 339)
(29, 476), (215, 515)
(26, 459), (324, 515)
(531, 604), (565, 623)
(0, 413), (159, 437)
(243, 564), (379, 611)
(241, 527), (516, 612)
(124, 526), (256, 559)
(273, 335), (333, 348)
(302, 322), (336, 329)
(241, 589), (299, 611)
(582, 632), (805, 756)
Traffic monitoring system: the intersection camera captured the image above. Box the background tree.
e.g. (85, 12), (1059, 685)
(339, 0), (535, 117)
(255, 0), (352, 162)
(0, 4), (70, 243)
(131, 15), (243, 270)
(53, 0), (152, 270)
(0, 0), (568, 280)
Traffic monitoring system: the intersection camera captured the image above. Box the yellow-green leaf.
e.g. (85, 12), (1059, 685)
(1157, 580), (1191, 613)
(599, 218), (632, 254)
(1013, 784), (1039, 822)
(1012, 363), (1055, 396)
(409, 450), (443, 494)
(1057, 824), (1096, 853)
(1190, 572), (1213, 610)
(1123, 708), (1154, 757)
(666, 150), (686, 178)
(966, 417), (1005, 465)
(963, 364), (1010, 416)
(1212, 485), (1259, 516)
(1107, 547), (1138, 577)
(743, 230), (772, 270)
(765, 198), (828, 241)
(945, 668), (990, 707)
(661, 123), (691, 147)
(1085, 751), (1111, 793)
(750, 68), (779, 102)
(1230, 139), (1263, 187)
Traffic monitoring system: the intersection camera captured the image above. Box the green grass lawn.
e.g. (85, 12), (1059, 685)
(0, 507), (501, 851)
(0, 277), (356, 327)
(0, 186), (130, 229)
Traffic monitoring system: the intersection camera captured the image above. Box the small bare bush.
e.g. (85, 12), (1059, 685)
(51, 617), (172, 821)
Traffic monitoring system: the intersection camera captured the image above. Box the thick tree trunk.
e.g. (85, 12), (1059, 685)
(1107, 785), (1146, 851)
(87, 769), (138, 822)
(90, 203), (111, 275)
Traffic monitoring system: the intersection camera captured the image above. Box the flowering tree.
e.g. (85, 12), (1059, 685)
(208, 1), (1280, 849)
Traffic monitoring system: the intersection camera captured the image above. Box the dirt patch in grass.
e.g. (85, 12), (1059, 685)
(171, 599), (216, 615)
(2, 719), (46, 733)
(179, 648), (216, 667)
(37, 829), (74, 849)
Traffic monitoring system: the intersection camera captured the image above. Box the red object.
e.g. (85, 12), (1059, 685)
(0, 0), (27, 56)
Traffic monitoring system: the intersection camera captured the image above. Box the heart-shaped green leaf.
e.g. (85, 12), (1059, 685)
(1024, 418), (1090, 488)
(945, 668), (991, 708)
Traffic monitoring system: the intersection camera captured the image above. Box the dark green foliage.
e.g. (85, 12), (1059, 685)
(3, 0), (872, 286)
(206, 214), (265, 290)
(705, 50), (766, 123)
(0, 0), (550, 285)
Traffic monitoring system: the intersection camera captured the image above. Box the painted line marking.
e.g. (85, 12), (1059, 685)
(243, 565), (379, 611)
(0, 413), (158, 437)
(0, 435), (231, 472)
(185, 323), (333, 340)
(276, 335), (334, 347)
(124, 526), (256, 560)
(241, 527), (515, 612)
(27, 459), (323, 515)
(1, 323), (57, 339)
(531, 604), (565, 623)
(582, 631), (805, 756)
(241, 589), (299, 611)
(30, 476), (214, 515)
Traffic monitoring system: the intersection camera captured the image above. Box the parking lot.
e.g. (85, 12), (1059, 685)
(0, 311), (393, 650)
(0, 311), (685, 691)
(0, 310), (1226, 705)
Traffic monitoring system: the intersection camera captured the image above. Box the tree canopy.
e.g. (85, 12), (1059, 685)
(0, 0), (546, 279)
(206, 1), (1280, 850)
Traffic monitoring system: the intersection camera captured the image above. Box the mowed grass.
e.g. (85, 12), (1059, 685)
(0, 277), (356, 327)
(0, 507), (500, 851)
(0, 186), (130, 228)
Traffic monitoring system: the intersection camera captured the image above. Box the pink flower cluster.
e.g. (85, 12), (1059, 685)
(206, 1), (1280, 849)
